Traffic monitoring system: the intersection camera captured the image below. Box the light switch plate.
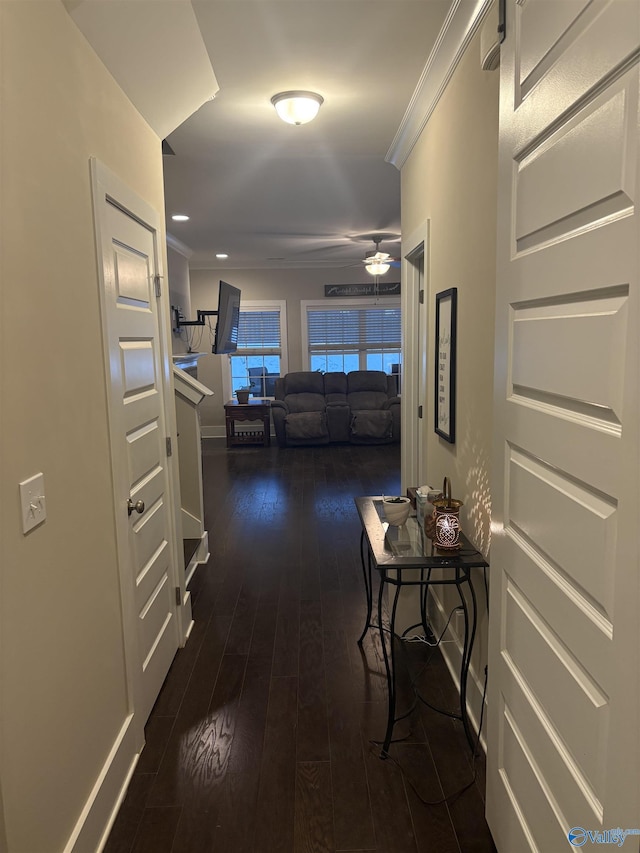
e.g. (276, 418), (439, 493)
(19, 473), (46, 533)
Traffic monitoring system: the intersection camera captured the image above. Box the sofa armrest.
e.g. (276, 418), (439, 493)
(382, 396), (401, 410)
(270, 400), (289, 447)
(384, 397), (401, 441)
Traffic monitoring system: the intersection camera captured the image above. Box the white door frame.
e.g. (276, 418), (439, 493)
(90, 158), (188, 710)
(401, 221), (430, 492)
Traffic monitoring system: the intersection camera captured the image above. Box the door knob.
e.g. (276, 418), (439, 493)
(127, 498), (145, 516)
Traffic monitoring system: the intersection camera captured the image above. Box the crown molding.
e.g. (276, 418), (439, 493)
(386, 0), (495, 169)
(166, 232), (194, 259)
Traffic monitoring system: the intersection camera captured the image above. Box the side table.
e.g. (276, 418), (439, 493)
(355, 495), (488, 755)
(224, 399), (271, 448)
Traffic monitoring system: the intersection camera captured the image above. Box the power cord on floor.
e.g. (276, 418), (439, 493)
(369, 663), (489, 806)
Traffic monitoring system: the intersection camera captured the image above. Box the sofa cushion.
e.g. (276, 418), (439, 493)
(283, 371), (325, 396)
(346, 370), (392, 411)
(285, 392), (326, 413)
(323, 371), (348, 403)
(285, 411), (329, 441)
(350, 410), (393, 440)
(347, 371), (389, 394)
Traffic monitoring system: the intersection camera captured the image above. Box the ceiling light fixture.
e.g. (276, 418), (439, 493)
(271, 91), (324, 125)
(171, 214), (189, 222)
(216, 253), (229, 259)
(365, 261), (391, 276)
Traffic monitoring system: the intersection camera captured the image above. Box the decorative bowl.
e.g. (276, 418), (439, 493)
(382, 496), (411, 526)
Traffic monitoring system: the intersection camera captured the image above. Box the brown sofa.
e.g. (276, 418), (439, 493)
(271, 370), (400, 447)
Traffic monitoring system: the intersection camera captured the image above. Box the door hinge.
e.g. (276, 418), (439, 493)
(154, 274), (162, 297)
(418, 405), (423, 419)
(166, 437), (172, 457)
(419, 289), (424, 305)
(175, 586), (181, 606)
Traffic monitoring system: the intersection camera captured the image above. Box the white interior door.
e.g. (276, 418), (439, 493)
(93, 164), (180, 725)
(487, 2), (640, 850)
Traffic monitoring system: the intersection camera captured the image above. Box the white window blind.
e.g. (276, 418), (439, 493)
(307, 306), (401, 352)
(237, 309), (281, 353)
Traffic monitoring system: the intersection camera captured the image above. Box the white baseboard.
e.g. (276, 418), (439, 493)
(201, 425), (226, 439)
(64, 713), (143, 853)
(426, 589), (488, 751)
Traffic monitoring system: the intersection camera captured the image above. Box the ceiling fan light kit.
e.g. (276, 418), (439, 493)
(365, 261), (391, 276)
(362, 237), (398, 275)
(271, 90), (324, 125)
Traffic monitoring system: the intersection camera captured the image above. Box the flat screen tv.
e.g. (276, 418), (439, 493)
(213, 280), (241, 354)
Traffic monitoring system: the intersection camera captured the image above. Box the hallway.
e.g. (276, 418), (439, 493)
(105, 441), (496, 852)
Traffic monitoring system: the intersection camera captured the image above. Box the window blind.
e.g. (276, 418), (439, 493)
(237, 310), (281, 352)
(307, 307), (401, 351)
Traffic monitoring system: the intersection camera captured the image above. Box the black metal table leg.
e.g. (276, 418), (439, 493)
(457, 572), (478, 751)
(380, 580), (403, 757)
(357, 530), (372, 645)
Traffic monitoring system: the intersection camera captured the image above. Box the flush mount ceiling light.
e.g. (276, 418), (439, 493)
(171, 214), (190, 222)
(216, 253), (229, 259)
(271, 91), (324, 125)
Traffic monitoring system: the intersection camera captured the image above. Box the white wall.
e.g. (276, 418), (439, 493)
(400, 28), (499, 725)
(0, 2), (166, 849)
(189, 266), (386, 433)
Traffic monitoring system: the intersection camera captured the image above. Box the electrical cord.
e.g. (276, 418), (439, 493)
(369, 663), (490, 806)
(401, 604), (459, 646)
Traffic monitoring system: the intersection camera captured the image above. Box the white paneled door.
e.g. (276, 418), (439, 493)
(487, 2), (640, 851)
(93, 163), (180, 726)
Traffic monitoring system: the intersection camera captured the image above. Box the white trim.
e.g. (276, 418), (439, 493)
(387, 0), (494, 169)
(222, 299), (288, 401)
(426, 587), (487, 751)
(66, 715), (140, 853)
(400, 222), (429, 493)
(201, 425), (228, 440)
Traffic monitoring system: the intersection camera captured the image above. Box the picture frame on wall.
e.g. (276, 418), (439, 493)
(434, 287), (457, 443)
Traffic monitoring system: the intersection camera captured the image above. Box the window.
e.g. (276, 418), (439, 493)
(303, 299), (401, 376)
(226, 301), (287, 399)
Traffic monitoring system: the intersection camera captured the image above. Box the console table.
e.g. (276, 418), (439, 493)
(224, 399), (271, 448)
(355, 496), (488, 755)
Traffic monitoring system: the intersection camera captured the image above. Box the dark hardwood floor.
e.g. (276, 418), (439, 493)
(105, 441), (496, 853)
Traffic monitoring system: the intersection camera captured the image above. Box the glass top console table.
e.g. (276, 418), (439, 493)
(354, 496), (489, 755)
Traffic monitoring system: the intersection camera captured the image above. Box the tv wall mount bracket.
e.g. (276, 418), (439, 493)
(173, 308), (218, 328)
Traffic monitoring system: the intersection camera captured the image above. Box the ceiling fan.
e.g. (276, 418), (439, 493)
(362, 237), (400, 275)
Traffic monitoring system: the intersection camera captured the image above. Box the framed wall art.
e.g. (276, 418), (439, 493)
(434, 287), (457, 443)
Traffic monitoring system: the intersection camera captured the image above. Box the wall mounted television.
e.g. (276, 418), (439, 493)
(212, 280), (241, 354)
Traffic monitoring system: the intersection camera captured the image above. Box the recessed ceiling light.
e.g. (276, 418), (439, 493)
(171, 214), (189, 222)
(216, 253), (229, 259)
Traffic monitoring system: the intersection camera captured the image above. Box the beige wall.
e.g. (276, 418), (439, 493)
(400, 30), (499, 709)
(0, 2), (165, 850)
(168, 244), (192, 355)
(188, 266), (385, 432)
(402, 30), (499, 554)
